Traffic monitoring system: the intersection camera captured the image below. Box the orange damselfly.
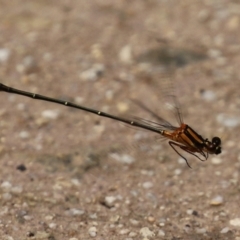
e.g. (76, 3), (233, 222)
(0, 82), (221, 167)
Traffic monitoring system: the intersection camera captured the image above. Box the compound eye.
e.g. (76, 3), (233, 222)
(215, 147), (221, 154)
(212, 137), (221, 146)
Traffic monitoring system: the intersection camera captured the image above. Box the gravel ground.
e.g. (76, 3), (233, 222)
(0, 1), (240, 240)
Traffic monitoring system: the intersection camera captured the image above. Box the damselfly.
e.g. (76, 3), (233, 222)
(0, 82), (221, 167)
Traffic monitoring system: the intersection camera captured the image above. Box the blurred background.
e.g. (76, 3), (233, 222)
(0, 0), (239, 239)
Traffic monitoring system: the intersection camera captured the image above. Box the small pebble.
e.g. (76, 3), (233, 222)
(79, 64), (105, 81)
(200, 90), (216, 101)
(139, 227), (155, 238)
(119, 229), (130, 235)
(119, 45), (132, 64)
(1, 181), (12, 190)
(186, 209), (194, 215)
(66, 208), (85, 216)
(117, 102), (129, 113)
(217, 114), (240, 128)
(178, 158), (186, 165)
(110, 153), (135, 164)
(11, 186), (23, 194)
(110, 215), (120, 223)
(220, 227), (230, 233)
(158, 230), (165, 237)
(104, 196), (117, 208)
(71, 178), (81, 186)
(41, 109), (59, 119)
(184, 224), (192, 233)
(129, 219), (140, 226)
(88, 226), (97, 237)
(230, 218), (240, 227)
(195, 227), (207, 234)
(129, 232), (137, 237)
(142, 182), (153, 189)
(211, 157), (222, 165)
(47, 223), (56, 229)
(147, 216), (155, 223)
(23, 215), (33, 221)
(0, 48), (11, 62)
(19, 131), (30, 139)
(174, 169), (182, 175)
(210, 195), (224, 206)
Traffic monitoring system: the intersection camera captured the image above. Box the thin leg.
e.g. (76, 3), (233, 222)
(178, 134), (208, 161)
(169, 141), (208, 168)
(180, 146), (208, 162)
(169, 141), (192, 168)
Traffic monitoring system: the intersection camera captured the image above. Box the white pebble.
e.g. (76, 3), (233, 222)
(129, 232), (137, 237)
(23, 215), (33, 221)
(11, 186), (23, 194)
(119, 229), (130, 235)
(174, 169), (182, 175)
(217, 114), (240, 128)
(211, 157), (222, 165)
(110, 153), (135, 164)
(71, 178), (81, 186)
(0, 48), (11, 62)
(158, 230), (165, 236)
(1, 181), (12, 191)
(79, 64), (105, 81)
(201, 90), (216, 102)
(195, 228), (207, 234)
(178, 158), (186, 165)
(139, 227), (155, 238)
(186, 209), (194, 215)
(210, 195), (224, 206)
(119, 45), (132, 64)
(142, 182), (153, 189)
(19, 131), (30, 139)
(41, 109), (59, 119)
(88, 226), (97, 237)
(104, 196), (117, 207)
(230, 218), (240, 227)
(129, 219), (139, 226)
(220, 227), (230, 233)
(48, 223), (57, 229)
(67, 208), (85, 216)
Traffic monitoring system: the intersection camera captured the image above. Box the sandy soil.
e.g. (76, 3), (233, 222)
(0, 1), (240, 239)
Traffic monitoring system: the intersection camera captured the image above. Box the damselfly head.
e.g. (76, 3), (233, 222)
(206, 136), (221, 155)
(212, 137), (221, 154)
